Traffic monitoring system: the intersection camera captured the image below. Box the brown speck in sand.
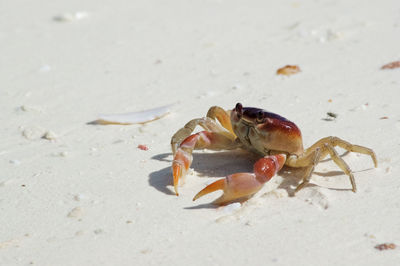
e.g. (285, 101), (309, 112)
(375, 243), (396, 251)
(140, 248), (151, 254)
(138, 144), (149, 151)
(381, 61), (400, 70)
(67, 207), (84, 218)
(380, 116), (389, 120)
(277, 65), (301, 76)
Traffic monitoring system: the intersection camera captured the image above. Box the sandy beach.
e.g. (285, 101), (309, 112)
(1, 0), (400, 265)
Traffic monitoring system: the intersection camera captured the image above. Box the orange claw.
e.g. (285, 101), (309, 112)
(193, 154), (286, 205)
(193, 173), (263, 205)
(192, 179), (225, 201)
(172, 149), (191, 196)
(172, 162), (182, 196)
(171, 130), (237, 196)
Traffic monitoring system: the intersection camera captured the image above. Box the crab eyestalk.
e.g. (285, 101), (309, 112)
(235, 103), (243, 118)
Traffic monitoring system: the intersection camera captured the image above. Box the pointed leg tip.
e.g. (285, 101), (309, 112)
(173, 177), (179, 196)
(371, 153), (378, 168)
(192, 179), (225, 202)
(172, 163), (182, 196)
(192, 191), (203, 201)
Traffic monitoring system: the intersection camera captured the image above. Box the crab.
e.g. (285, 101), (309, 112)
(171, 103), (377, 205)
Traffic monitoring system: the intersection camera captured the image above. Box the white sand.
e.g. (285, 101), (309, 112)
(1, 0), (400, 265)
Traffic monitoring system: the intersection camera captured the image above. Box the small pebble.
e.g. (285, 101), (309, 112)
(22, 126), (46, 140)
(140, 248), (151, 254)
(276, 65), (301, 76)
(113, 139), (124, 144)
(20, 105), (43, 113)
(231, 84), (242, 90)
(245, 220), (253, 226)
(93, 229), (104, 235)
(326, 29), (343, 41)
(67, 207), (84, 218)
(75, 230), (84, 236)
(375, 243), (396, 251)
(42, 131), (57, 141)
(53, 12), (89, 22)
(327, 112), (338, 118)
(364, 233), (376, 239)
(73, 194), (86, 201)
(381, 61), (400, 70)
(52, 151), (68, 157)
(137, 144), (149, 151)
(9, 159), (21, 165)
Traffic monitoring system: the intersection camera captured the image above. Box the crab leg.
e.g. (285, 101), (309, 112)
(172, 131), (240, 195)
(193, 154), (286, 205)
(171, 106), (235, 155)
(286, 136), (377, 193)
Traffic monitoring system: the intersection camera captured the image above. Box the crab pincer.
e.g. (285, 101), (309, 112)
(193, 154), (286, 205)
(172, 131), (238, 195)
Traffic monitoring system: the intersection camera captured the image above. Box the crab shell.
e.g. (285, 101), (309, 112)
(231, 104), (304, 156)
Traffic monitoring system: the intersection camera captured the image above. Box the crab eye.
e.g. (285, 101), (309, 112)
(256, 111), (264, 123)
(235, 103), (243, 119)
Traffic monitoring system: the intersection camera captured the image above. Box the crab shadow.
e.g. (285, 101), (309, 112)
(149, 150), (356, 206)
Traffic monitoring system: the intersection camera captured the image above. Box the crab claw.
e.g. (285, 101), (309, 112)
(193, 154), (286, 205)
(172, 149), (192, 196)
(193, 173), (262, 205)
(171, 131), (238, 196)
